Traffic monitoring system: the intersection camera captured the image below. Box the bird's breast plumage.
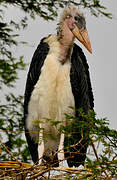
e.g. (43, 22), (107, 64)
(26, 35), (75, 137)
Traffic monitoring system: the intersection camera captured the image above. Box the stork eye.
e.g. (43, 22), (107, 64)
(74, 14), (86, 29)
(74, 16), (80, 21)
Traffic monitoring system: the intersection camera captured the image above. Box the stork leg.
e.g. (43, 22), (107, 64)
(58, 133), (65, 168)
(38, 129), (44, 165)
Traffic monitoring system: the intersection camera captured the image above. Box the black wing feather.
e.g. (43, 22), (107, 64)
(64, 43), (94, 167)
(71, 44), (94, 112)
(24, 39), (49, 163)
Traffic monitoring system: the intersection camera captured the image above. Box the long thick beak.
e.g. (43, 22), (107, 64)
(72, 26), (92, 54)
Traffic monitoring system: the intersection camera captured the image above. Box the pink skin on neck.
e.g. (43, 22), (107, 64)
(59, 18), (75, 62)
(59, 18), (75, 46)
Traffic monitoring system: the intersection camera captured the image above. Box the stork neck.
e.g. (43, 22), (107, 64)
(58, 43), (73, 64)
(58, 22), (74, 64)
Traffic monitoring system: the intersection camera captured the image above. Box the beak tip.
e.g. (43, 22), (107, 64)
(89, 49), (92, 54)
(87, 45), (92, 54)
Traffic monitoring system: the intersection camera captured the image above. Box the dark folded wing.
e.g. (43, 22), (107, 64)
(65, 43), (94, 167)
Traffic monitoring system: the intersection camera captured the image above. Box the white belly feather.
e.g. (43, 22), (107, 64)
(26, 35), (75, 140)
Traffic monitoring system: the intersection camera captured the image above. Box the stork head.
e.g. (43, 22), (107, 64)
(58, 6), (92, 53)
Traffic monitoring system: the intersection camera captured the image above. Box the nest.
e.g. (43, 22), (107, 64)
(0, 138), (92, 179)
(0, 160), (94, 180)
(0, 139), (116, 179)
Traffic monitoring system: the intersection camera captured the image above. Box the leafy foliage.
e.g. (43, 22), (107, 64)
(57, 109), (117, 178)
(85, 110), (117, 178)
(0, 94), (30, 162)
(0, 7), (27, 87)
(62, 109), (117, 178)
(1, 0), (112, 20)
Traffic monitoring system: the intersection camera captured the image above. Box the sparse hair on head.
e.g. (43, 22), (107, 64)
(60, 5), (84, 22)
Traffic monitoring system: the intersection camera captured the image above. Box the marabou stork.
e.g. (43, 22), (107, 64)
(24, 6), (94, 168)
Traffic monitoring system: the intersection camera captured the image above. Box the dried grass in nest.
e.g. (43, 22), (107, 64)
(0, 161), (93, 180)
(0, 138), (92, 179)
(0, 161), (115, 179)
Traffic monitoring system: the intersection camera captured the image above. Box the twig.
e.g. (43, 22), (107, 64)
(0, 161), (32, 169)
(0, 139), (21, 166)
(91, 139), (108, 177)
(28, 167), (51, 180)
